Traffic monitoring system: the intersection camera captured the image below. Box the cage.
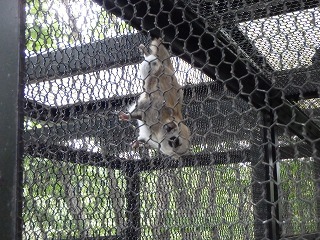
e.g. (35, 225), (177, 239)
(1, 0), (320, 239)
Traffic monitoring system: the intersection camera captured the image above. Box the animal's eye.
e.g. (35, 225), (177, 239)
(164, 122), (176, 132)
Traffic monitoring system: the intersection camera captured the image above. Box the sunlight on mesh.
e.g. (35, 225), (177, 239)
(25, 0), (135, 54)
(239, 7), (320, 70)
(64, 137), (100, 152)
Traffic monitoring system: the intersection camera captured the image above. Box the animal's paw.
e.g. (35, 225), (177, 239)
(139, 44), (149, 56)
(131, 140), (140, 149)
(119, 111), (130, 121)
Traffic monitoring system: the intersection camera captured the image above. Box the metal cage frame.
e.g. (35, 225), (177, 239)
(1, 0), (320, 239)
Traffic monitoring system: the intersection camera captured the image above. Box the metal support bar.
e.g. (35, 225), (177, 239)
(0, 0), (25, 239)
(123, 162), (141, 240)
(26, 33), (148, 83)
(24, 142), (251, 169)
(262, 111), (281, 240)
(23, 82), (224, 123)
(275, 66), (320, 100)
(251, 110), (281, 239)
(251, 117), (269, 239)
(223, 26), (274, 73)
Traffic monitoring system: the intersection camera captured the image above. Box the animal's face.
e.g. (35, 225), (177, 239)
(140, 55), (162, 79)
(160, 121), (191, 157)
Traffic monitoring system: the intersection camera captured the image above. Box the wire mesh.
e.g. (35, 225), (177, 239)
(21, 0), (320, 239)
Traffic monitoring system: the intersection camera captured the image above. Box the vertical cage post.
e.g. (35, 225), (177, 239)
(263, 111), (281, 239)
(0, 0), (25, 239)
(251, 120), (269, 239)
(251, 110), (281, 239)
(124, 162), (141, 240)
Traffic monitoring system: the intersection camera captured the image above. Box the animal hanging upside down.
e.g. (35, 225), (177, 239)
(119, 38), (190, 158)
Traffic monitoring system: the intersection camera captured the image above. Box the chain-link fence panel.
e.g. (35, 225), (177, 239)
(21, 0), (320, 239)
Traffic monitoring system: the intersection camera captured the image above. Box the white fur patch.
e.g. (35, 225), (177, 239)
(140, 55), (160, 79)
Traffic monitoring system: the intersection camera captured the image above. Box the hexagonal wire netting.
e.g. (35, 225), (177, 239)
(22, 0), (320, 239)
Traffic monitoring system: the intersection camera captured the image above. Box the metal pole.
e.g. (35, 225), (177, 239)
(251, 110), (281, 239)
(124, 162), (141, 240)
(262, 111), (281, 240)
(0, 0), (25, 239)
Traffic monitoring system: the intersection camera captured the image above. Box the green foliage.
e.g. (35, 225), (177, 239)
(23, 154), (320, 239)
(280, 158), (318, 235)
(24, 118), (43, 130)
(23, 156), (254, 239)
(25, 0), (134, 54)
(25, 0), (58, 52)
(23, 157), (124, 239)
(139, 164), (254, 240)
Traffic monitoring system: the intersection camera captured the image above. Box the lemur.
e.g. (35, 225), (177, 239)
(119, 38), (190, 158)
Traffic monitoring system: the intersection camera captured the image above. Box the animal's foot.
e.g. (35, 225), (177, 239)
(139, 44), (149, 56)
(119, 111), (130, 121)
(131, 140), (140, 149)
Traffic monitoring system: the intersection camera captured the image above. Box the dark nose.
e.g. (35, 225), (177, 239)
(168, 136), (181, 148)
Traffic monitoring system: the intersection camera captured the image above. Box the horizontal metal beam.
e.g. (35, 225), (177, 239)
(24, 81), (226, 122)
(24, 84), (234, 160)
(24, 94), (136, 122)
(224, 26), (275, 73)
(25, 143), (111, 167)
(26, 33), (148, 83)
(275, 65), (320, 100)
(24, 140), (313, 170)
(24, 116), (135, 152)
(24, 142), (251, 170)
(24, 82), (251, 152)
